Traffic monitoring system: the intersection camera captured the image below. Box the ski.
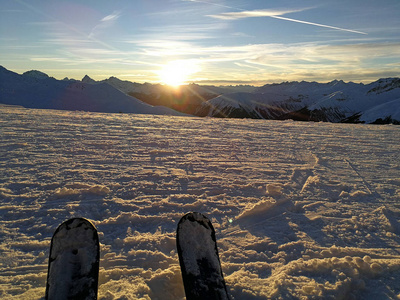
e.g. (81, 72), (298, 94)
(45, 218), (100, 300)
(177, 212), (230, 300)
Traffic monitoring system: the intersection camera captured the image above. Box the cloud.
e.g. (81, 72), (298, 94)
(139, 23), (225, 41)
(132, 37), (400, 83)
(101, 11), (120, 22)
(208, 8), (306, 20)
(182, 0), (238, 11)
(208, 7), (367, 35)
(131, 36), (400, 64)
(89, 11), (121, 39)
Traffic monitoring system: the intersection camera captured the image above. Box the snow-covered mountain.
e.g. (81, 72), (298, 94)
(97, 75), (256, 96)
(97, 76), (256, 115)
(1, 66), (399, 123)
(0, 66), (184, 116)
(197, 79), (400, 124)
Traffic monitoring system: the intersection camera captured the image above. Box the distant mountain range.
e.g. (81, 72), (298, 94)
(1, 66), (399, 124)
(197, 79), (400, 124)
(0, 66), (183, 116)
(82, 74), (255, 115)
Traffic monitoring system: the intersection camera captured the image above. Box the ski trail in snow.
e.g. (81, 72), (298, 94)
(344, 158), (375, 196)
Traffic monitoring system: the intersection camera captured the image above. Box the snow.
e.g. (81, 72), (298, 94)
(200, 79), (400, 123)
(2, 66), (399, 123)
(0, 67), (184, 116)
(1, 105), (400, 299)
(359, 99), (400, 124)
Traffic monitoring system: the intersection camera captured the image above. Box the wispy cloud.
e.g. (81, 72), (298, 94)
(131, 34), (400, 66)
(13, 0), (122, 54)
(208, 8), (307, 20)
(101, 11), (121, 22)
(139, 23), (225, 41)
(208, 7), (367, 35)
(132, 36), (400, 83)
(182, 0), (239, 11)
(89, 11), (121, 39)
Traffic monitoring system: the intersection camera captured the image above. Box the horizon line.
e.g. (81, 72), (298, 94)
(2, 65), (395, 87)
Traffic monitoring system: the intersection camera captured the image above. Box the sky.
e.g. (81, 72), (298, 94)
(1, 0), (399, 86)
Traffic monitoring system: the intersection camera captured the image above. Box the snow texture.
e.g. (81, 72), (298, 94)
(0, 105), (400, 299)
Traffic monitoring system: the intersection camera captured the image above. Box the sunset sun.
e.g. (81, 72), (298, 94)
(158, 60), (199, 87)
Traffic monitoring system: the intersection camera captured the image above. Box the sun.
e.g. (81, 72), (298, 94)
(158, 60), (199, 87)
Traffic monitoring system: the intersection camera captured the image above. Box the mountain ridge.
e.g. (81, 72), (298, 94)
(196, 78), (400, 124)
(0, 66), (184, 116)
(0, 66), (399, 124)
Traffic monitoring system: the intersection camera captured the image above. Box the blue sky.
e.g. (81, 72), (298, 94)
(1, 0), (399, 85)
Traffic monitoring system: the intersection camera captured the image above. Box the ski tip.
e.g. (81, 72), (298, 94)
(179, 212), (209, 223)
(177, 212), (216, 238)
(53, 217), (97, 234)
(46, 217), (100, 300)
(51, 218), (99, 247)
(178, 212), (214, 230)
(176, 212), (230, 300)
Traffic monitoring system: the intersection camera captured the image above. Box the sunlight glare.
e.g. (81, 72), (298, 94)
(158, 60), (200, 87)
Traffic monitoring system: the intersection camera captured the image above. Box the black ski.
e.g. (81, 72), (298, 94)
(177, 212), (230, 300)
(45, 218), (100, 300)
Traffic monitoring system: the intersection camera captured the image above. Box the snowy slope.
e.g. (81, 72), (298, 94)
(196, 92), (304, 119)
(197, 79), (400, 123)
(1, 106), (400, 299)
(0, 66), (183, 116)
(359, 99), (400, 123)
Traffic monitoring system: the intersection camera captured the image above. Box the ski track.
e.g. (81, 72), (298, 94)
(0, 106), (400, 299)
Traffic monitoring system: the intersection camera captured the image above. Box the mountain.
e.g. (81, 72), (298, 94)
(95, 75), (256, 96)
(95, 76), (256, 115)
(73, 75), (257, 115)
(196, 79), (400, 124)
(81, 74), (96, 84)
(23, 70), (50, 80)
(1, 66), (399, 123)
(0, 66), (184, 116)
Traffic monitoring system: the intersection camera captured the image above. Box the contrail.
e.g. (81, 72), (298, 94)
(271, 15), (367, 35)
(185, 0), (367, 35)
(13, 0), (121, 51)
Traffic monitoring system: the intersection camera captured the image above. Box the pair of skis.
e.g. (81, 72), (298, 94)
(45, 213), (229, 300)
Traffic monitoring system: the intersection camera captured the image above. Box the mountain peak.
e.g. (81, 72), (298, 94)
(82, 75), (96, 84)
(328, 79), (345, 85)
(22, 70), (49, 79)
(368, 78), (400, 94)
